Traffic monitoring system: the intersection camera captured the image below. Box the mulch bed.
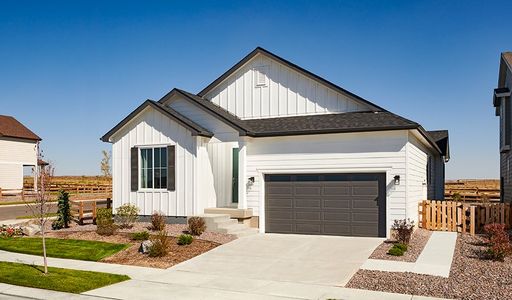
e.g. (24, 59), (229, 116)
(347, 233), (512, 300)
(44, 222), (237, 269)
(369, 228), (432, 262)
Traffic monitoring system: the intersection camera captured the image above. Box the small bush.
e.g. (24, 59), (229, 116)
(115, 204), (139, 229)
(96, 208), (117, 236)
(484, 223), (512, 261)
(52, 190), (71, 230)
(395, 243), (408, 252)
(177, 234), (194, 245)
(188, 217), (206, 236)
(388, 245), (405, 256)
(0, 225), (23, 238)
(151, 211), (166, 231)
(131, 231), (150, 241)
(148, 230), (169, 257)
(391, 219), (415, 245)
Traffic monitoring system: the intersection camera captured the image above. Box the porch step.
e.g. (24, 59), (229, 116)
(198, 213), (258, 238)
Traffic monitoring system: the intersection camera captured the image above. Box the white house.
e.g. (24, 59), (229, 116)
(102, 47), (449, 238)
(0, 115), (41, 192)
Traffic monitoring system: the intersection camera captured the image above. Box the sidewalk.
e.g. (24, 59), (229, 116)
(0, 250), (451, 300)
(361, 231), (457, 277)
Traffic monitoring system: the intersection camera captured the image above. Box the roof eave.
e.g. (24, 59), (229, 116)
(248, 125), (419, 138)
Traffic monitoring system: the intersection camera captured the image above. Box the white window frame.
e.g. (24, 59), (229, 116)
(138, 145), (169, 192)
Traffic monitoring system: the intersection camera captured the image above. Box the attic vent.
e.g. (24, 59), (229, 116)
(255, 66), (269, 87)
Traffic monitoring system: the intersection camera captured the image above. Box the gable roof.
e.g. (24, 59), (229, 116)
(101, 100), (213, 142)
(0, 115), (41, 141)
(498, 52), (512, 88)
(427, 130), (450, 160)
(197, 47), (385, 112)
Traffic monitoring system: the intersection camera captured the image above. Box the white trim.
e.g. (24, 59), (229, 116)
(256, 166), (393, 237)
(137, 145), (172, 192)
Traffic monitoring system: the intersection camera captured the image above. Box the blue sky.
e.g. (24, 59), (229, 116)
(1, 0), (510, 178)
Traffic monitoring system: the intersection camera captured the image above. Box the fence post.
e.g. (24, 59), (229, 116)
(425, 201), (430, 230)
(470, 206), (476, 235)
(462, 205), (467, 233)
(79, 201), (84, 225)
(441, 201), (446, 231)
(92, 201), (97, 225)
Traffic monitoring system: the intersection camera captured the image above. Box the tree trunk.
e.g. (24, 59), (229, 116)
(41, 224), (48, 274)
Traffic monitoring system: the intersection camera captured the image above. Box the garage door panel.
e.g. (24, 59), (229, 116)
(323, 212), (350, 221)
(295, 211), (321, 221)
(295, 198), (321, 208)
(267, 210), (293, 220)
(323, 186), (351, 196)
(265, 173), (385, 237)
(294, 186), (322, 195)
(323, 223), (352, 235)
(266, 198), (293, 208)
(323, 198), (351, 209)
(295, 223), (322, 234)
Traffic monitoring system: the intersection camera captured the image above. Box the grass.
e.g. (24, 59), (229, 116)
(15, 213), (58, 219)
(0, 237), (129, 261)
(0, 261), (129, 293)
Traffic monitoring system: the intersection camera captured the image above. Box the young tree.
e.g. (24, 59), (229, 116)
(100, 150), (111, 177)
(26, 143), (54, 274)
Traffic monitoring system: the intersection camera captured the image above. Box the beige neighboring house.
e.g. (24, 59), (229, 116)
(0, 115), (41, 192)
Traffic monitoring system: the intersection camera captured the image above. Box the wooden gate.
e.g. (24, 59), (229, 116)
(418, 200), (512, 235)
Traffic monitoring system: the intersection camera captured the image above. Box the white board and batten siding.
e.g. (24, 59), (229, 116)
(110, 106), (197, 216)
(0, 138), (37, 190)
(203, 53), (371, 120)
(166, 95), (239, 207)
(245, 130), (410, 236)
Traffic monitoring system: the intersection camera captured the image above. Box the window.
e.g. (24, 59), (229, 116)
(140, 147), (167, 189)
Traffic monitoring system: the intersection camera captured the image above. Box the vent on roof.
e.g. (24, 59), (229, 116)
(255, 66), (269, 87)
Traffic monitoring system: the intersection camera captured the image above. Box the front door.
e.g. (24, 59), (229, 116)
(232, 148), (239, 204)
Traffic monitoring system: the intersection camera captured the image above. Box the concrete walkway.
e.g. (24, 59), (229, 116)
(0, 234), (451, 299)
(361, 231), (458, 277)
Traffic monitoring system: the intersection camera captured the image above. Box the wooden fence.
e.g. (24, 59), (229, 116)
(70, 198), (112, 225)
(418, 200), (512, 235)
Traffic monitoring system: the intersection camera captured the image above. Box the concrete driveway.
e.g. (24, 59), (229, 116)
(86, 234), (393, 300)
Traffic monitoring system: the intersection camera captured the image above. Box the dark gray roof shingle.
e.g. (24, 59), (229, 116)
(427, 130), (450, 158)
(243, 111), (418, 136)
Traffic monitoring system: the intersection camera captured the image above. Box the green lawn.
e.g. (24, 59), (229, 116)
(0, 237), (129, 261)
(0, 261), (129, 293)
(15, 213), (58, 219)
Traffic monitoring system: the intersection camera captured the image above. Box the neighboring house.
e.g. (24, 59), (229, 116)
(102, 47), (450, 238)
(0, 115), (41, 192)
(493, 52), (512, 202)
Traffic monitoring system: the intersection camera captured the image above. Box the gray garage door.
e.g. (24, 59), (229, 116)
(265, 173), (386, 237)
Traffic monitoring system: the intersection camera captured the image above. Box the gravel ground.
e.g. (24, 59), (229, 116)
(369, 228), (432, 262)
(44, 221), (237, 244)
(347, 233), (512, 300)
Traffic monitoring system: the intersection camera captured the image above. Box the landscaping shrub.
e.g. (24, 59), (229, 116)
(151, 211), (166, 231)
(484, 223), (512, 261)
(115, 204), (139, 229)
(0, 225), (23, 238)
(391, 219), (415, 245)
(148, 230), (169, 257)
(177, 234), (193, 245)
(388, 245), (405, 256)
(131, 231), (150, 241)
(188, 216), (206, 236)
(96, 208), (117, 236)
(52, 190), (71, 230)
(395, 243), (408, 252)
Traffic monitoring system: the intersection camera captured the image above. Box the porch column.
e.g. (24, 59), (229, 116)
(238, 138), (247, 209)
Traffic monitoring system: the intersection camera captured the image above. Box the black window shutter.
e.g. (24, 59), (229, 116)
(130, 147), (138, 192)
(167, 145), (175, 191)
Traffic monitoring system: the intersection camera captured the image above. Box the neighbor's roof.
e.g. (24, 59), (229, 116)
(426, 130), (450, 160)
(197, 47), (385, 112)
(101, 100), (213, 142)
(0, 115), (41, 141)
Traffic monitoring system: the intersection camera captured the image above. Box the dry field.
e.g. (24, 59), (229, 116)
(445, 179), (500, 202)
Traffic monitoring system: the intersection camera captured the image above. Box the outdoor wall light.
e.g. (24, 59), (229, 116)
(248, 177), (255, 183)
(394, 175), (400, 185)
